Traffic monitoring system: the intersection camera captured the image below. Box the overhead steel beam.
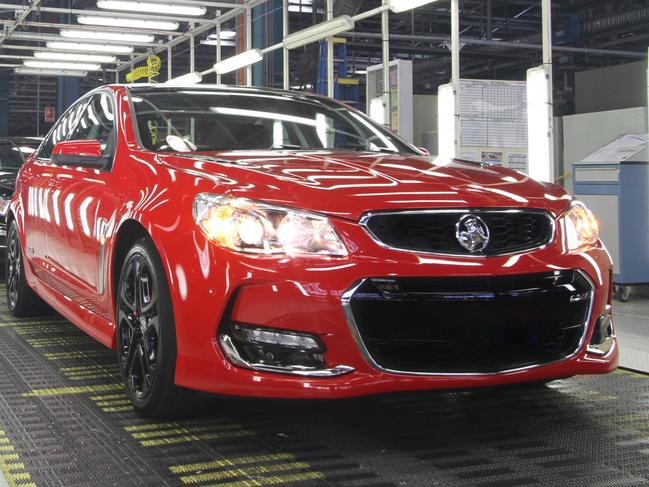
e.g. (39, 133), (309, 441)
(0, 0), (41, 45)
(0, 19), (184, 36)
(117, 0), (266, 72)
(0, 31), (159, 48)
(341, 32), (648, 59)
(135, 0), (241, 8)
(1, 3), (222, 25)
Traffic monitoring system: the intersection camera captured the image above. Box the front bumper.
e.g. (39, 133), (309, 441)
(170, 221), (617, 399)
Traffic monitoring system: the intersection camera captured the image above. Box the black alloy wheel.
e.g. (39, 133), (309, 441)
(5, 220), (47, 317)
(116, 237), (191, 416)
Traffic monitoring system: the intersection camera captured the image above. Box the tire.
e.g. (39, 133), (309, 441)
(616, 285), (630, 303)
(116, 237), (192, 417)
(5, 220), (48, 317)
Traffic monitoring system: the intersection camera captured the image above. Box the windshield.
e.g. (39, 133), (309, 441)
(130, 89), (416, 155)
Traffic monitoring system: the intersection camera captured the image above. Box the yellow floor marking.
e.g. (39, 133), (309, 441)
(94, 399), (131, 407)
(140, 429), (253, 447)
(180, 462), (311, 484)
(170, 453), (295, 474)
(60, 365), (112, 372)
(208, 471), (325, 487)
(125, 420), (228, 432)
(0, 430), (35, 487)
(131, 423), (244, 440)
(89, 394), (127, 401)
(44, 350), (111, 360)
(618, 369), (649, 379)
(67, 373), (118, 382)
(27, 336), (90, 347)
(23, 384), (123, 397)
(102, 406), (133, 413)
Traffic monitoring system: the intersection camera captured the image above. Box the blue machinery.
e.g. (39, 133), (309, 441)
(316, 38), (361, 108)
(573, 143), (649, 301)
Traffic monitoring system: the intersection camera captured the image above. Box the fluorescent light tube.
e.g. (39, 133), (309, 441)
(24, 60), (101, 71)
(437, 83), (457, 159)
(97, 0), (206, 16)
(200, 40), (236, 47)
(207, 30), (236, 40)
(15, 67), (88, 77)
(527, 66), (553, 182)
(387, 0), (440, 13)
(34, 51), (116, 63)
(283, 15), (354, 49)
(165, 71), (203, 85)
(60, 29), (154, 43)
(77, 15), (179, 31)
(212, 49), (263, 75)
(46, 41), (134, 54)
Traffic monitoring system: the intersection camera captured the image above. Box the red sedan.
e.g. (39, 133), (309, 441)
(6, 85), (617, 416)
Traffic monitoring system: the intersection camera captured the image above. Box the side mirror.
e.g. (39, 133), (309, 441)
(51, 140), (107, 168)
(418, 147), (431, 156)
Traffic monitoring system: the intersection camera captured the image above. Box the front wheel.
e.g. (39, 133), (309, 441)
(116, 237), (192, 417)
(5, 220), (48, 317)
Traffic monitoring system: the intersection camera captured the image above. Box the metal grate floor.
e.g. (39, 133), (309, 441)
(0, 288), (648, 487)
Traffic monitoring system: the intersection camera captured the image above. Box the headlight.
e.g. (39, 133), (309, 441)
(564, 200), (599, 251)
(193, 194), (348, 257)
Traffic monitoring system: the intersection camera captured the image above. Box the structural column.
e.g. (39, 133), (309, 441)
(0, 69), (8, 137)
(326, 0), (334, 98)
(451, 0), (460, 157)
(381, 0), (390, 126)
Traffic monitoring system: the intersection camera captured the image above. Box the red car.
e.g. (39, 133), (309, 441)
(7, 85), (617, 416)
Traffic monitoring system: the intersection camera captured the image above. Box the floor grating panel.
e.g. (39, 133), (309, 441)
(0, 287), (647, 486)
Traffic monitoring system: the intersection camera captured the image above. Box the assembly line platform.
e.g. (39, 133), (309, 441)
(0, 288), (649, 487)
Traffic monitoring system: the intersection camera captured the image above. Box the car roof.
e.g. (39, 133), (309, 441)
(119, 83), (321, 99)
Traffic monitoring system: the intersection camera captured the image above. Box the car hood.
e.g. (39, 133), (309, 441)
(157, 151), (572, 220)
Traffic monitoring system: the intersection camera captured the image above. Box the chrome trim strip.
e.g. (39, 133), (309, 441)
(359, 208), (556, 258)
(341, 270), (596, 377)
(218, 334), (355, 378)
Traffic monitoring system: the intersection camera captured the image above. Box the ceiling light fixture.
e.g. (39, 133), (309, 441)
(200, 40), (236, 47)
(97, 0), (206, 16)
(46, 41), (134, 54)
(212, 49), (263, 75)
(387, 0), (440, 13)
(165, 71), (203, 85)
(15, 67), (88, 77)
(207, 30), (236, 40)
(60, 29), (154, 43)
(283, 15), (354, 49)
(77, 15), (179, 31)
(24, 60), (102, 71)
(34, 51), (116, 63)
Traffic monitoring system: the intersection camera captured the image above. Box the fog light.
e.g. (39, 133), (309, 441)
(219, 323), (354, 377)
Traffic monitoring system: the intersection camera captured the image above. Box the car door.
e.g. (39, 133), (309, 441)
(42, 90), (120, 318)
(23, 99), (89, 278)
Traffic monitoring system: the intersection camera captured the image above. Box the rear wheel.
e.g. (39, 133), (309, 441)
(116, 237), (192, 417)
(5, 220), (48, 317)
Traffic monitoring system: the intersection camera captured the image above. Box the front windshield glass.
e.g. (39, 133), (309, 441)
(130, 89), (416, 154)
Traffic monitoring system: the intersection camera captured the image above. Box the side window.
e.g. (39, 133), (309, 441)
(37, 99), (88, 160)
(67, 92), (116, 157)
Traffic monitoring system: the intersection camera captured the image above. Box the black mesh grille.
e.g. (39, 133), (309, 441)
(347, 271), (592, 374)
(363, 210), (553, 256)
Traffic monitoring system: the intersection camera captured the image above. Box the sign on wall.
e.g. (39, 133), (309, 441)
(44, 106), (55, 123)
(458, 79), (529, 173)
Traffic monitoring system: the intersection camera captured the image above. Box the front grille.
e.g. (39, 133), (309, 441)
(362, 210), (554, 256)
(346, 271), (592, 374)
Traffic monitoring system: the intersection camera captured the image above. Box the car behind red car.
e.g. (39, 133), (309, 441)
(6, 85), (617, 416)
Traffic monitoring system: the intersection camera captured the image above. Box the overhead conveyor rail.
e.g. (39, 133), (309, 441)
(0, 283), (647, 487)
